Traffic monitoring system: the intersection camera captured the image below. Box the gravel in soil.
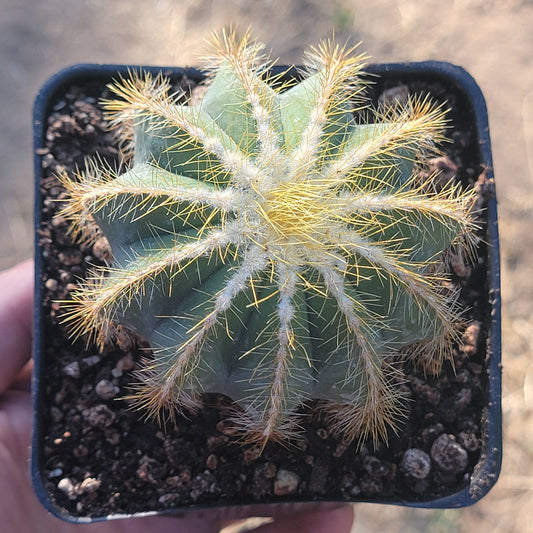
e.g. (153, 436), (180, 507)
(35, 72), (493, 518)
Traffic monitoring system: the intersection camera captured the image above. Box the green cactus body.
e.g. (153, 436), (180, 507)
(60, 30), (476, 446)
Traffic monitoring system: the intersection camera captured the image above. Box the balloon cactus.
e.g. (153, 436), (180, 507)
(59, 30), (476, 448)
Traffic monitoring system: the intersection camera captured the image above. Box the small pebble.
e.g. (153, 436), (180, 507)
(400, 448), (432, 479)
(350, 485), (362, 497)
(62, 361), (80, 379)
(458, 431), (480, 453)
(411, 377), (441, 406)
(188, 471), (218, 501)
(112, 354), (135, 377)
(82, 355), (101, 367)
(363, 456), (395, 478)
(83, 404), (116, 428)
(79, 477), (100, 494)
(59, 271), (73, 283)
(136, 456), (159, 483)
(206, 454), (218, 470)
(378, 84), (409, 107)
(48, 468), (63, 479)
(430, 433), (469, 474)
(166, 476), (182, 488)
(53, 100), (66, 111)
(57, 478), (76, 499)
(207, 435), (229, 449)
(159, 493), (177, 505)
(462, 322), (481, 356)
(273, 469), (300, 496)
(45, 278), (58, 291)
(59, 249), (82, 266)
(51, 215), (66, 228)
(243, 447), (261, 465)
(95, 379), (119, 400)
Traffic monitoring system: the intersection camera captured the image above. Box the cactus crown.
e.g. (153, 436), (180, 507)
(59, 29), (476, 448)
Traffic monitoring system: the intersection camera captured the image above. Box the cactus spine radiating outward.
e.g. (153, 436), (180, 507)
(60, 29), (476, 447)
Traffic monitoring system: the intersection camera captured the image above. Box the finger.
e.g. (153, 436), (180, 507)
(0, 260), (34, 395)
(11, 360), (33, 393)
(252, 505), (355, 533)
(111, 515), (221, 533)
(0, 389), (33, 466)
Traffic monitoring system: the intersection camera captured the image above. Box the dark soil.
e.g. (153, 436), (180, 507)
(34, 68), (495, 519)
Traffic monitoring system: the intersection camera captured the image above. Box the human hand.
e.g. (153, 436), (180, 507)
(0, 260), (354, 532)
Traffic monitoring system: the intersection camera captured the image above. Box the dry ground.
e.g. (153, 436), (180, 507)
(1, 0), (532, 531)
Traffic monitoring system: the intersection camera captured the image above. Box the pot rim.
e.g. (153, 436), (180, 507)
(31, 60), (502, 522)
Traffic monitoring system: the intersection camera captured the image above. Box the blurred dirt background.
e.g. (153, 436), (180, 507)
(1, 0), (532, 531)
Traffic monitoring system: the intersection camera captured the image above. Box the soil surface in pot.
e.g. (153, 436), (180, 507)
(36, 70), (494, 518)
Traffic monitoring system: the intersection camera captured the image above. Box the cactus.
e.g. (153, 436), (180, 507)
(59, 29), (476, 448)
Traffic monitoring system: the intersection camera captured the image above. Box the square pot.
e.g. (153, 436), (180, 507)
(32, 61), (502, 522)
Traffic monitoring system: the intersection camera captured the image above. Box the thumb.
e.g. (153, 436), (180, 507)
(250, 505), (354, 533)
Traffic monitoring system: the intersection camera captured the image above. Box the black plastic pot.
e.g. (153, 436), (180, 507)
(32, 61), (502, 522)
